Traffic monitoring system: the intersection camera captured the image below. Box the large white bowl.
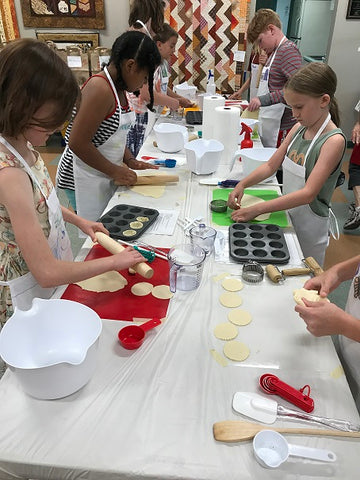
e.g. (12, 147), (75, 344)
(241, 147), (277, 179)
(153, 122), (188, 153)
(184, 139), (224, 175)
(0, 298), (102, 399)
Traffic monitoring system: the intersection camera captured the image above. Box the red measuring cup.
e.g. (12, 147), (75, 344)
(118, 318), (161, 350)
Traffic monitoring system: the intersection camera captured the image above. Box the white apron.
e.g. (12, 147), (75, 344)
(249, 62), (260, 100)
(339, 264), (360, 408)
(258, 37), (286, 148)
(283, 114), (335, 266)
(0, 136), (72, 311)
(73, 66), (135, 222)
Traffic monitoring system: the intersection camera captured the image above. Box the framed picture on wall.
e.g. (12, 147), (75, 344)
(21, 0), (105, 29)
(347, 0), (360, 18)
(36, 32), (99, 49)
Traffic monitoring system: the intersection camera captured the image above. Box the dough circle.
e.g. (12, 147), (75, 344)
(131, 282), (153, 296)
(129, 221), (143, 229)
(228, 309), (252, 326)
(221, 277), (244, 292)
(214, 322), (238, 340)
(75, 271), (128, 292)
(223, 341), (250, 362)
(219, 292), (243, 308)
(136, 216), (149, 222)
(152, 285), (174, 299)
(122, 229), (137, 237)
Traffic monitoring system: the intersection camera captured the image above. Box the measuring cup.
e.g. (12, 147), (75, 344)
(167, 244), (206, 293)
(253, 430), (336, 469)
(118, 318), (161, 350)
(189, 223), (217, 255)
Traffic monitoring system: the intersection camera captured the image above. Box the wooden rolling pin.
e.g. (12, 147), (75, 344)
(95, 232), (154, 279)
(115, 175), (179, 186)
(213, 420), (360, 443)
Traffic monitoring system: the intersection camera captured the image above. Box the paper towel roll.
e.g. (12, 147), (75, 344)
(212, 106), (241, 166)
(202, 95), (225, 139)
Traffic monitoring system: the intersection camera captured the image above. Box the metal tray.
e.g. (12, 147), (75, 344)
(229, 223), (290, 264)
(99, 204), (159, 241)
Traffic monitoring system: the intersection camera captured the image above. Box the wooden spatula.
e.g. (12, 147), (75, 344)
(213, 420), (360, 442)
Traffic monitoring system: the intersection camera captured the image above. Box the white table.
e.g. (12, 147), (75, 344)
(0, 125), (359, 480)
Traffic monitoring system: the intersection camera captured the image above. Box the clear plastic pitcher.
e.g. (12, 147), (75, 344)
(168, 244), (206, 293)
(189, 223), (217, 255)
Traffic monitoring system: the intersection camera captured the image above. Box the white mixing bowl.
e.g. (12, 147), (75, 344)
(0, 298), (102, 399)
(153, 122), (188, 153)
(241, 147), (277, 178)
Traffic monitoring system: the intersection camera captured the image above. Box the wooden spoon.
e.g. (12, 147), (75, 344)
(213, 420), (360, 442)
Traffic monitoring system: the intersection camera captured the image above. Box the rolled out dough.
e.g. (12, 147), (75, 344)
(131, 282), (153, 296)
(152, 285), (173, 299)
(214, 322), (238, 340)
(130, 185), (165, 198)
(228, 309), (252, 326)
(241, 194), (270, 221)
(75, 271), (128, 292)
(221, 277), (244, 292)
(223, 340), (250, 362)
(219, 292), (243, 308)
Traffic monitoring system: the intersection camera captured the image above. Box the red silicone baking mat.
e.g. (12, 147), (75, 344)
(61, 244), (171, 321)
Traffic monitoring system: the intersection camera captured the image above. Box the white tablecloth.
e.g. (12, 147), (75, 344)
(0, 124), (359, 480)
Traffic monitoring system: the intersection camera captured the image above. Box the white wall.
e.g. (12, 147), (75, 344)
(13, 0), (129, 47)
(327, 1), (360, 139)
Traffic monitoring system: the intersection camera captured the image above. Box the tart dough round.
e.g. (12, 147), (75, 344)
(75, 271), (128, 292)
(228, 309), (252, 326)
(221, 277), (244, 292)
(152, 285), (174, 299)
(214, 322), (238, 340)
(293, 287), (330, 306)
(129, 221), (143, 229)
(131, 282), (153, 296)
(223, 340), (250, 362)
(122, 229), (137, 237)
(219, 292), (243, 308)
(241, 194), (270, 221)
(136, 216), (149, 222)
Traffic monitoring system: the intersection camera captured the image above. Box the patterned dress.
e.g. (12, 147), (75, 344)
(0, 148), (52, 326)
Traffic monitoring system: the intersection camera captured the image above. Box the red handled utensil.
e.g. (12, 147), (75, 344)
(118, 318), (161, 350)
(260, 374), (314, 413)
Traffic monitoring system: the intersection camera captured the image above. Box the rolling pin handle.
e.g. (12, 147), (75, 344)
(303, 257), (324, 277)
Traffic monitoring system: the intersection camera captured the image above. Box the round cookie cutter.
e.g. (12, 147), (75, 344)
(242, 261), (264, 283)
(210, 199), (227, 213)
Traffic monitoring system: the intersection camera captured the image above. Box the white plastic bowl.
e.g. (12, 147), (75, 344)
(153, 122), (188, 153)
(173, 83), (197, 100)
(184, 139), (224, 175)
(0, 298), (102, 399)
(241, 147), (277, 179)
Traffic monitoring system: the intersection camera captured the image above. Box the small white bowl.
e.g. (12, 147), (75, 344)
(153, 122), (188, 153)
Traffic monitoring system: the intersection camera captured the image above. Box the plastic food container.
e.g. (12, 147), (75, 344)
(210, 199), (227, 213)
(0, 298), (102, 399)
(153, 122), (188, 153)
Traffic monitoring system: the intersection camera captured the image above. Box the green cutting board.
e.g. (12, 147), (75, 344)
(211, 188), (289, 227)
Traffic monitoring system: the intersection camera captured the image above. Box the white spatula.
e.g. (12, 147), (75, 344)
(232, 392), (360, 432)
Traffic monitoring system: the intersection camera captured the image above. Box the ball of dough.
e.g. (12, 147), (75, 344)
(293, 287), (330, 306)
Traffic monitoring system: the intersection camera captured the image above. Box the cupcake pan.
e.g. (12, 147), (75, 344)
(229, 223), (290, 264)
(99, 204), (159, 241)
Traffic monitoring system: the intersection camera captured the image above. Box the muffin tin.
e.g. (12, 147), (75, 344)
(99, 204), (159, 241)
(229, 223), (290, 264)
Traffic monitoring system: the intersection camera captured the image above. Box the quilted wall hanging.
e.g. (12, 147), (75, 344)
(0, 0), (19, 43)
(165, 0), (251, 93)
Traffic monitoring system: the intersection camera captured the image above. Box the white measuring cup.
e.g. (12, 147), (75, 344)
(168, 244), (206, 292)
(253, 430), (336, 469)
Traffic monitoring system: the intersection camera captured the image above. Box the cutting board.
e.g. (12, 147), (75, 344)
(211, 188), (289, 227)
(61, 244), (171, 321)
